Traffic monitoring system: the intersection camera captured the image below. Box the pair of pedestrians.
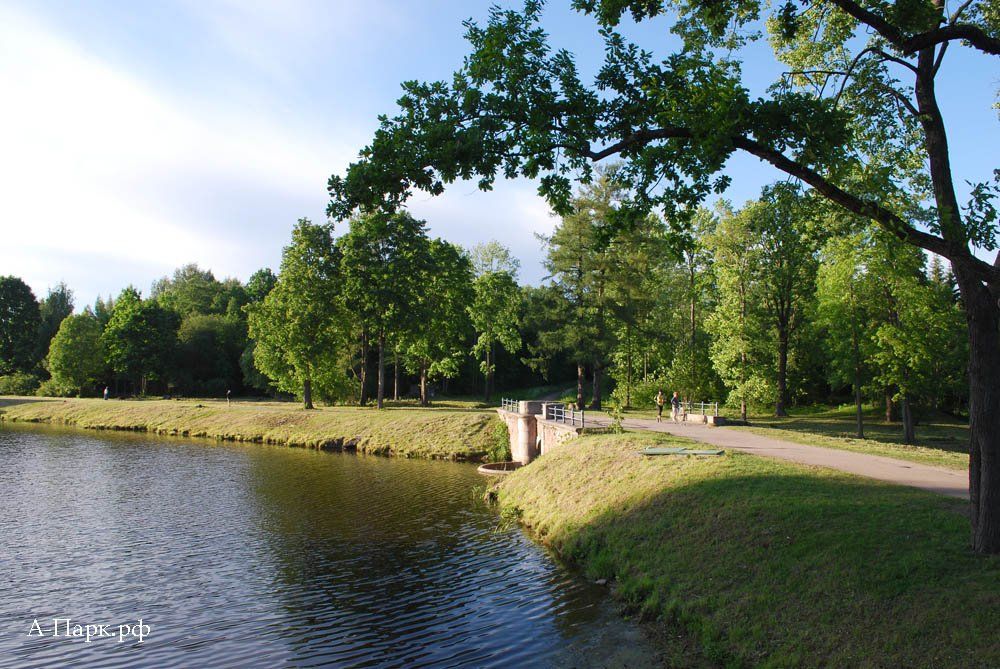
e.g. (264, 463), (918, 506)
(655, 389), (682, 423)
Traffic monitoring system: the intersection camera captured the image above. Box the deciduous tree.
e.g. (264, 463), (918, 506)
(37, 282), (74, 362)
(705, 205), (773, 419)
(403, 240), (474, 405)
(469, 269), (521, 402)
(339, 211), (430, 409)
(817, 233), (874, 438)
(47, 310), (104, 396)
(102, 287), (179, 395)
(246, 219), (348, 409)
(0, 276), (41, 375)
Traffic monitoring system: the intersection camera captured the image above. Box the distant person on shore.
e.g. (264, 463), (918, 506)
(671, 391), (681, 423)
(226, 389), (231, 406)
(655, 389), (665, 423)
(103, 386), (109, 400)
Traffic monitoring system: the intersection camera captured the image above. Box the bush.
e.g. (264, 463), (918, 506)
(36, 378), (76, 397)
(0, 372), (41, 396)
(607, 400), (625, 433)
(487, 418), (512, 462)
(612, 377), (669, 410)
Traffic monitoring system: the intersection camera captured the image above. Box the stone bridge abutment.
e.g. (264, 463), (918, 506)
(497, 401), (582, 465)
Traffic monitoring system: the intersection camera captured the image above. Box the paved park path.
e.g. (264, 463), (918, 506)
(581, 414), (969, 499)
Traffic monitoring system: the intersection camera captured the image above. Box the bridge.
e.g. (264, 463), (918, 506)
(497, 398), (730, 465)
(496, 400), (582, 465)
(495, 398), (967, 499)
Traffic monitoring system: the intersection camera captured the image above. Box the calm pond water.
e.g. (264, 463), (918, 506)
(0, 424), (658, 668)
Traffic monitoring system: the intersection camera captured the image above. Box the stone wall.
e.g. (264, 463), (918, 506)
(538, 420), (581, 456)
(682, 413), (727, 426)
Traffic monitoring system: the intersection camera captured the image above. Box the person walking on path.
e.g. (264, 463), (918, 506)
(671, 391), (682, 423)
(655, 389), (665, 423)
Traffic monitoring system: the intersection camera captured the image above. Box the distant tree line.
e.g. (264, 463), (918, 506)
(0, 265), (280, 399)
(0, 177), (966, 444)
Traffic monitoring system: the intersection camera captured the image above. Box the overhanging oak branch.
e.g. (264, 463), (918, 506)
(903, 24), (1000, 56)
(570, 127), (997, 284)
(826, 0), (1000, 56)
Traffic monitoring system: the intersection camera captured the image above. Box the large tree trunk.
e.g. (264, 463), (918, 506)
(590, 362), (602, 410)
(900, 394), (916, 445)
(576, 363), (585, 410)
(302, 377), (313, 410)
(376, 332), (385, 410)
(914, 41), (1000, 553)
(954, 265), (1000, 553)
(884, 389), (896, 423)
(853, 377), (865, 440)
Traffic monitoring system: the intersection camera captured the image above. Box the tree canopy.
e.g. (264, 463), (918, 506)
(47, 311), (104, 396)
(246, 219), (348, 409)
(102, 287), (180, 395)
(0, 276), (42, 375)
(37, 282), (74, 361)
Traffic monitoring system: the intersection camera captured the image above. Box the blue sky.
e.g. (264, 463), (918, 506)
(1, 0), (996, 307)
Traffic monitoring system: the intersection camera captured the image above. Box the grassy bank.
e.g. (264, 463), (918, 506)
(496, 431), (998, 667)
(0, 397), (503, 460)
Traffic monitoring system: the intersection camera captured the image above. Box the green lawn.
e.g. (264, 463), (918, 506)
(496, 431), (997, 667)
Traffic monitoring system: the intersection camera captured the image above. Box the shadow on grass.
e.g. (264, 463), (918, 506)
(523, 467), (997, 667)
(0, 396), (50, 409)
(750, 412), (969, 454)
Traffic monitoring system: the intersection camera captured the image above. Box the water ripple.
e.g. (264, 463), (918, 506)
(0, 425), (658, 668)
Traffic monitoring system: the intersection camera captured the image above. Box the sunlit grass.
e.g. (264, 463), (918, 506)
(735, 405), (968, 470)
(497, 432), (997, 667)
(610, 403), (968, 470)
(0, 396), (500, 460)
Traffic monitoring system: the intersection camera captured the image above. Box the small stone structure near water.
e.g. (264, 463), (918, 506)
(497, 401), (583, 465)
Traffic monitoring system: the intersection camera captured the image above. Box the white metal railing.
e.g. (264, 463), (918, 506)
(682, 401), (719, 416)
(543, 402), (586, 428)
(500, 398), (518, 412)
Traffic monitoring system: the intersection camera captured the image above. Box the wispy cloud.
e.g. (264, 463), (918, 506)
(0, 3), (360, 302)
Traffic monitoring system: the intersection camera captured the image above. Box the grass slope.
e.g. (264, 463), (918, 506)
(497, 431), (999, 667)
(0, 397), (499, 460)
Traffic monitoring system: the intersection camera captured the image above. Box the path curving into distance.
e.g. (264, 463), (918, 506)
(582, 414), (969, 499)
